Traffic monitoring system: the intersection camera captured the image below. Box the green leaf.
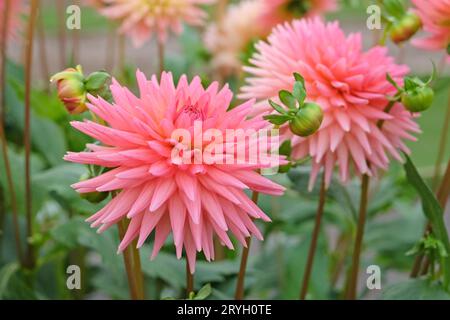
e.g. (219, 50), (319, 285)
(0, 263), (20, 299)
(292, 82), (306, 105)
(279, 90), (297, 110)
(268, 99), (287, 114)
(85, 71), (111, 91)
(263, 114), (291, 125)
(403, 154), (450, 289)
(194, 284), (212, 300)
(382, 279), (450, 300)
(293, 72), (305, 87)
(383, 0), (406, 19)
(6, 81), (67, 166)
(279, 140), (292, 157)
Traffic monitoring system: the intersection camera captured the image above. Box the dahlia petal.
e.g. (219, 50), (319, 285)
(149, 179), (176, 212)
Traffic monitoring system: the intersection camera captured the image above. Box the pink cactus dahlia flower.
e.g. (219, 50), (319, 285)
(411, 0), (450, 62)
(241, 18), (421, 190)
(0, 0), (24, 41)
(98, 0), (215, 47)
(64, 71), (285, 272)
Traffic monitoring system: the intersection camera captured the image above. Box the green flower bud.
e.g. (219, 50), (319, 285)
(401, 86), (434, 113)
(447, 43), (450, 55)
(390, 12), (422, 44)
(289, 102), (323, 137)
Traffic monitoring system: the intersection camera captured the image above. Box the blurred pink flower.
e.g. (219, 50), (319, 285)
(98, 0), (215, 47)
(64, 71), (285, 272)
(0, 0), (24, 41)
(204, 0), (338, 77)
(204, 0), (267, 77)
(411, 0), (450, 62)
(259, 0), (338, 30)
(241, 18), (421, 190)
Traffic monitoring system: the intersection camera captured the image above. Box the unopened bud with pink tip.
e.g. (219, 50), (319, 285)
(390, 11), (422, 44)
(51, 65), (87, 114)
(51, 65), (111, 114)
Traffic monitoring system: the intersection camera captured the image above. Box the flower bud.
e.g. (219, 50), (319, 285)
(401, 86), (434, 113)
(289, 102), (323, 137)
(51, 65), (87, 114)
(390, 12), (422, 44)
(78, 172), (109, 203)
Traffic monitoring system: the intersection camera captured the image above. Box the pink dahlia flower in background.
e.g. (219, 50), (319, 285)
(204, 0), (337, 78)
(64, 71), (285, 272)
(97, 0), (215, 47)
(411, 0), (450, 62)
(241, 18), (421, 190)
(204, 0), (267, 77)
(0, 0), (24, 41)
(259, 0), (338, 31)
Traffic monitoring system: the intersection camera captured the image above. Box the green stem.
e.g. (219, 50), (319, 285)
(234, 191), (259, 300)
(131, 238), (145, 300)
(57, 0), (66, 69)
(346, 174), (370, 300)
(432, 88), (450, 190)
(186, 260), (194, 298)
(299, 176), (327, 299)
(118, 220), (138, 300)
(23, 0), (39, 270)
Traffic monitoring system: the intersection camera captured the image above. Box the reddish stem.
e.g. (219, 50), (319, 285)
(23, 0), (39, 269)
(0, 0), (24, 265)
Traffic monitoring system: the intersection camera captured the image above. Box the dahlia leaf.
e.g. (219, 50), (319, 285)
(279, 140), (292, 157)
(279, 90), (297, 110)
(85, 71), (111, 91)
(403, 154), (450, 290)
(268, 99), (287, 114)
(293, 72), (305, 87)
(383, 0), (405, 19)
(292, 82), (306, 105)
(194, 283), (212, 300)
(264, 114), (291, 125)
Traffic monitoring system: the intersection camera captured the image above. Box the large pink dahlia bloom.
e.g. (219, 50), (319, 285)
(241, 18), (420, 190)
(99, 0), (215, 47)
(0, 0), (24, 41)
(412, 0), (450, 62)
(64, 71), (285, 272)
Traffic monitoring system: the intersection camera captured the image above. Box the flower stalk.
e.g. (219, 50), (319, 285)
(235, 191), (259, 300)
(23, 0), (39, 269)
(346, 174), (370, 300)
(0, 0), (24, 266)
(299, 176), (327, 299)
(432, 88), (450, 190)
(186, 260), (194, 298)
